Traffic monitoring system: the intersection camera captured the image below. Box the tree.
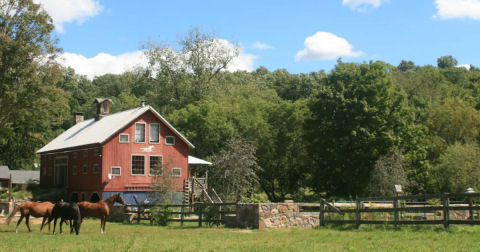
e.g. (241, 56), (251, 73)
(398, 60), (416, 72)
(149, 157), (181, 203)
(367, 154), (409, 196)
(437, 55), (458, 69)
(256, 99), (311, 202)
(209, 138), (261, 202)
(306, 60), (419, 198)
(0, 0), (69, 133)
(432, 143), (480, 193)
(141, 26), (241, 114)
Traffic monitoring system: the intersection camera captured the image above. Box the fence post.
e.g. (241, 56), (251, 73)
(319, 199), (325, 227)
(394, 195), (398, 228)
(442, 193), (449, 229)
(469, 198), (474, 226)
(137, 205), (141, 224)
(198, 204), (203, 227)
(356, 197), (361, 228)
(216, 205), (221, 227)
(181, 205), (185, 227)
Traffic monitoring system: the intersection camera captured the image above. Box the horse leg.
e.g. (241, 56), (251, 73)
(60, 218), (64, 235)
(53, 218), (57, 235)
(100, 217), (104, 233)
(70, 219), (73, 234)
(25, 215), (32, 232)
(15, 214), (24, 233)
(40, 217), (46, 231)
(103, 216), (107, 234)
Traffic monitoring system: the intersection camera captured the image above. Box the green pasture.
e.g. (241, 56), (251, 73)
(2, 220), (480, 251)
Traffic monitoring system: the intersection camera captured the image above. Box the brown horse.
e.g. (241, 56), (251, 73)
(6, 202), (68, 233)
(77, 193), (125, 233)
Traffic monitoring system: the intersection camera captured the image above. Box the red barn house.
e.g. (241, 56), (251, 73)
(37, 99), (211, 204)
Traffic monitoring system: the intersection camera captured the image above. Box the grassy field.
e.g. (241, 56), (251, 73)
(2, 220), (480, 251)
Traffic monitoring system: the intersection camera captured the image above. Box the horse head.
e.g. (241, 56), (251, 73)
(115, 193), (126, 205)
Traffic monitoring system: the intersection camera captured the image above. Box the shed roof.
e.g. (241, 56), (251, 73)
(0, 166), (10, 179)
(188, 156), (212, 166)
(10, 170), (39, 184)
(93, 98), (114, 104)
(36, 106), (194, 154)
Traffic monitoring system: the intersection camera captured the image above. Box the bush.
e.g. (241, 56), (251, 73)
(150, 201), (173, 226)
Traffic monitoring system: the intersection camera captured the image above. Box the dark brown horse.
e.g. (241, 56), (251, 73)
(48, 202), (82, 235)
(6, 202), (68, 233)
(77, 193), (125, 233)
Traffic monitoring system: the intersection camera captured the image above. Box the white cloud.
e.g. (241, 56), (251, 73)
(60, 51), (148, 79)
(458, 64), (471, 70)
(253, 42), (274, 50)
(34, 0), (104, 33)
(295, 32), (363, 62)
(434, 0), (480, 21)
(342, 0), (389, 11)
(60, 43), (257, 79)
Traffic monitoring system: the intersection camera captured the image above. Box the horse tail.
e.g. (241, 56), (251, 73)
(6, 205), (20, 226)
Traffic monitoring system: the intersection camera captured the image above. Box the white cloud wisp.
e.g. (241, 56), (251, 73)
(342, 0), (389, 11)
(34, 0), (104, 33)
(434, 0), (480, 21)
(295, 31), (363, 62)
(253, 41), (274, 50)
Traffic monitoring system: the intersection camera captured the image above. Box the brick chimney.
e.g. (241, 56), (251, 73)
(74, 112), (84, 125)
(93, 98), (114, 121)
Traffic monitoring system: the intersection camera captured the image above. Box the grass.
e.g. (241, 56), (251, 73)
(2, 220), (480, 251)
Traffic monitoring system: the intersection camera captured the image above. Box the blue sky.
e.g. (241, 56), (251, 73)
(36, 0), (480, 78)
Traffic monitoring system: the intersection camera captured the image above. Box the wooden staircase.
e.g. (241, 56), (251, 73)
(184, 178), (222, 204)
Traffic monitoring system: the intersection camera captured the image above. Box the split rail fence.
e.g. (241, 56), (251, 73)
(320, 193), (480, 228)
(124, 202), (237, 227)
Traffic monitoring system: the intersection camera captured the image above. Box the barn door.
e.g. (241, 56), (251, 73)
(54, 157), (68, 188)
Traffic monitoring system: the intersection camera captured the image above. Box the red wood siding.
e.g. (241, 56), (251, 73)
(102, 110), (189, 192)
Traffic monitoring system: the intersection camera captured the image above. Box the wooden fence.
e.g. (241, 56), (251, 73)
(124, 203), (237, 227)
(320, 193), (480, 228)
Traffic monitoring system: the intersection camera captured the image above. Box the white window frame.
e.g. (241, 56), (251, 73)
(73, 152), (77, 159)
(148, 155), (163, 176)
(119, 134), (129, 143)
(172, 168), (182, 177)
(73, 166), (77, 175)
(149, 123), (160, 144)
(111, 166), (121, 176)
(48, 167), (52, 176)
(165, 136), (175, 146)
(93, 164), (99, 174)
(94, 149), (99, 156)
(134, 122), (146, 143)
(131, 154), (146, 176)
(83, 165), (88, 174)
(83, 150), (88, 157)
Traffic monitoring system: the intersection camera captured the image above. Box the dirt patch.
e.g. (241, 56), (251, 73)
(230, 230), (254, 233)
(0, 216), (45, 225)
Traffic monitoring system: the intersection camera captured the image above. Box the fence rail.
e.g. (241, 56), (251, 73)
(124, 203), (237, 227)
(319, 193), (480, 228)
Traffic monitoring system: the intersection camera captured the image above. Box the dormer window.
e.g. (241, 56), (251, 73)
(149, 124), (160, 144)
(135, 123), (146, 143)
(103, 103), (107, 113)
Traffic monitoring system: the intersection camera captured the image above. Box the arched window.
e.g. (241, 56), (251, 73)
(89, 192), (101, 203)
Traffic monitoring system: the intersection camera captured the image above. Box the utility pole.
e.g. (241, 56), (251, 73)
(8, 174), (12, 202)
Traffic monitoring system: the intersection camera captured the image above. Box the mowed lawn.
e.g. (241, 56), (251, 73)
(2, 220), (480, 251)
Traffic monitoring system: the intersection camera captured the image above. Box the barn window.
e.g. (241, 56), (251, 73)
(48, 167), (52, 176)
(83, 165), (88, 174)
(172, 168), (181, 177)
(149, 124), (160, 143)
(111, 166), (121, 176)
(119, 134), (129, 143)
(83, 151), (88, 157)
(73, 152), (77, 158)
(43, 155), (46, 161)
(73, 166), (77, 175)
(43, 168), (46, 176)
(81, 193), (86, 202)
(93, 164), (99, 173)
(131, 155), (145, 175)
(94, 149), (99, 156)
(135, 123), (146, 143)
(149, 156), (163, 176)
(165, 136), (175, 145)
(49, 155), (52, 160)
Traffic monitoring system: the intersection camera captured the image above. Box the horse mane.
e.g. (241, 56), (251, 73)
(104, 194), (118, 205)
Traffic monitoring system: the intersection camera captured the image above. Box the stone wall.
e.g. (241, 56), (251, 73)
(225, 203), (319, 229)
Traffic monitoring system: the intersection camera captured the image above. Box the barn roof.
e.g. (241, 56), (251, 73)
(36, 106), (194, 154)
(0, 166), (10, 179)
(10, 170), (40, 184)
(188, 156), (212, 166)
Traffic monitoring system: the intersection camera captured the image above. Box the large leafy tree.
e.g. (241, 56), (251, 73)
(437, 55), (458, 69)
(0, 0), (69, 169)
(306, 60), (419, 198)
